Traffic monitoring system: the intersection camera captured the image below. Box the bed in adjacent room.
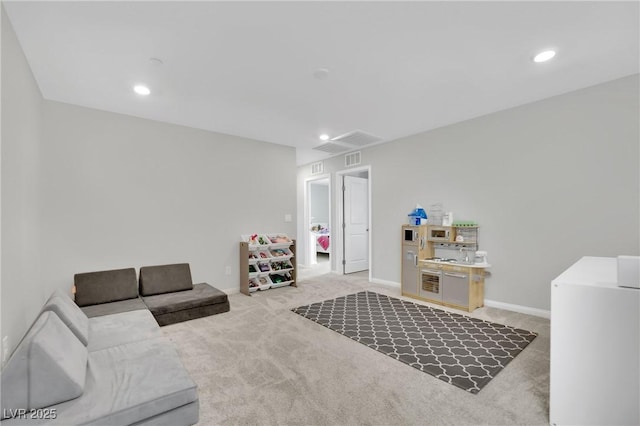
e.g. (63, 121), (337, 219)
(310, 224), (330, 254)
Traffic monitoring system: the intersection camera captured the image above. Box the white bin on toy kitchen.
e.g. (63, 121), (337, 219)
(474, 251), (488, 265)
(428, 203), (443, 225)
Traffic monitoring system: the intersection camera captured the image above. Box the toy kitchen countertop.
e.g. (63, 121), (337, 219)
(420, 258), (491, 269)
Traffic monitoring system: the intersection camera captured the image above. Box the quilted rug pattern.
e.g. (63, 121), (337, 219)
(292, 291), (537, 393)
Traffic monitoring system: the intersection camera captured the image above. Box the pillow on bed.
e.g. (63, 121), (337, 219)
(0, 311), (87, 416)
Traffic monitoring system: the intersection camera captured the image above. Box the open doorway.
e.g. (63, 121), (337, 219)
(304, 176), (331, 277)
(335, 166), (371, 277)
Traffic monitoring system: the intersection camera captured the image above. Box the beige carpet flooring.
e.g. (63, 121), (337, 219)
(162, 272), (550, 425)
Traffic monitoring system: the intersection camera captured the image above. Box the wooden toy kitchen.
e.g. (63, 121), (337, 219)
(401, 223), (490, 312)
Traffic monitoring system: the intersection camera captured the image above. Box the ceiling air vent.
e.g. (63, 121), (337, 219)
(311, 161), (324, 175)
(313, 142), (351, 154)
(332, 130), (382, 147)
(345, 151), (361, 167)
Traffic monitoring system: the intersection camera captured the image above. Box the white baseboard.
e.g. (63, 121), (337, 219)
(370, 278), (400, 288)
(484, 299), (550, 319)
(221, 287), (240, 295)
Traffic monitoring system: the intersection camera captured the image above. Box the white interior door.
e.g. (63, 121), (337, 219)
(343, 175), (369, 274)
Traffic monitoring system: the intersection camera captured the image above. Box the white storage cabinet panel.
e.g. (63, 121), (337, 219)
(550, 256), (640, 426)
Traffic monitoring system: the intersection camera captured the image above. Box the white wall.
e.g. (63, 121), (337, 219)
(1, 6), (44, 358)
(297, 74), (640, 312)
(1, 5), (297, 356)
(40, 100), (297, 294)
(310, 182), (329, 225)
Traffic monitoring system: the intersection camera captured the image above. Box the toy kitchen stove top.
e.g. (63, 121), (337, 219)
(423, 257), (458, 263)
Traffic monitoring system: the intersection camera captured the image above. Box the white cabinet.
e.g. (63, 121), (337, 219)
(240, 234), (297, 296)
(550, 257), (640, 426)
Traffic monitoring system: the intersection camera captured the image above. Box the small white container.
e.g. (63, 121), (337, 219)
(442, 212), (453, 226)
(475, 251), (488, 265)
(428, 203), (444, 225)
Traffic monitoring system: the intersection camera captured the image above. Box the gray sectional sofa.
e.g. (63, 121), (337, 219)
(0, 290), (199, 425)
(1, 263), (230, 425)
(74, 263), (230, 325)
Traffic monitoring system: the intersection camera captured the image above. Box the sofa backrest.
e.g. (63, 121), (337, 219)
(74, 267), (138, 306)
(139, 263), (193, 296)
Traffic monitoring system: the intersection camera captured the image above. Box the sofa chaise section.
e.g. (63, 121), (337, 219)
(19, 337), (197, 426)
(1, 334), (198, 425)
(74, 267), (147, 317)
(139, 263), (230, 326)
(1, 290), (199, 425)
(1, 312), (87, 417)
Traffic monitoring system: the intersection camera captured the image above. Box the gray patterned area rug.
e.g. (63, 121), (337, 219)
(292, 291), (537, 394)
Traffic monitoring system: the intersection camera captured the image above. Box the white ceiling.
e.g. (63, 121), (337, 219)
(4, 1), (639, 165)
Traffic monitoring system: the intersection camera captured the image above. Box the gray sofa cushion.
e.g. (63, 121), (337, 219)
(80, 296), (148, 318)
(151, 301), (231, 327)
(142, 283), (228, 316)
(74, 267), (138, 306)
(139, 263), (194, 296)
(88, 309), (161, 352)
(1, 338), (198, 426)
(41, 289), (90, 345)
(142, 283), (230, 326)
(1, 311), (87, 417)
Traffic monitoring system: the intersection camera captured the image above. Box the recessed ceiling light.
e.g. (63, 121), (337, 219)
(133, 85), (151, 95)
(319, 134), (330, 141)
(533, 50), (556, 63)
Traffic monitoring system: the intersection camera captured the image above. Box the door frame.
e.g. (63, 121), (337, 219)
(334, 165), (372, 280)
(303, 174), (331, 268)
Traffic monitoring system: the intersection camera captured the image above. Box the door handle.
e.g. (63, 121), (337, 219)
(444, 272), (467, 279)
(414, 255), (418, 267)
